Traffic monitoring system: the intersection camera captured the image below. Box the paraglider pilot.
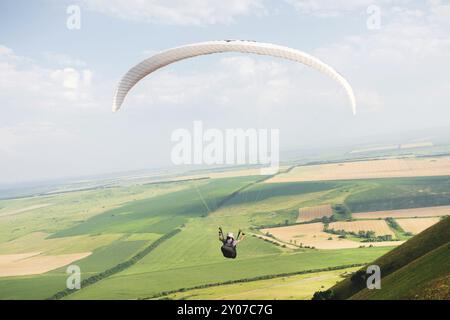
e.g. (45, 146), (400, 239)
(219, 227), (245, 259)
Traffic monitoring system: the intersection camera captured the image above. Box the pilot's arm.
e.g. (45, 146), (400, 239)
(218, 227), (224, 242)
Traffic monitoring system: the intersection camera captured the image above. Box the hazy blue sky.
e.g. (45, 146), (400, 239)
(1, 0), (450, 184)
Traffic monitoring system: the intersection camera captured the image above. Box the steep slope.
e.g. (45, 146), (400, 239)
(351, 242), (449, 299)
(321, 217), (450, 299)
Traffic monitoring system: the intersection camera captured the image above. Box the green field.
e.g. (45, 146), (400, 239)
(0, 172), (449, 300)
(66, 247), (389, 299)
(0, 238), (155, 299)
(159, 267), (360, 300)
(345, 176), (450, 212)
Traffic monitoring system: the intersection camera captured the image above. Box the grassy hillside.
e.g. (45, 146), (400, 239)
(322, 217), (450, 300)
(351, 242), (449, 299)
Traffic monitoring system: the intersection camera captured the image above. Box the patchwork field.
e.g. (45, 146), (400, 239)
(396, 217), (441, 235)
(250, 233), (297, 249)
(261, 223), (401, 249)
(297, 204), (333, 222)
(0, 167), (448, 299)
(266, 157), (450, 183)
(0, 251), (91, 277)
(352, 205), (450, 219)
(328, 220), (396, 237)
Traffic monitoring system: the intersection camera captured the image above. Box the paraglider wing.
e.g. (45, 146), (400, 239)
(112, 40), (356, 114)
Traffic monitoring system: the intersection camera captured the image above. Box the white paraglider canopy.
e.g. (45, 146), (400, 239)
(112, 40), (356, 114)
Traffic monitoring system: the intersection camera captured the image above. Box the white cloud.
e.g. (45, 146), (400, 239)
(0, 46), (97, 109)
(284, 0), (420, 17)
(81, 0), (266, 26)
(285, 0), (376, 16)
(43, 52), (87, 68)
(125, 1), (450, 126)
(311, 1), (450, 120)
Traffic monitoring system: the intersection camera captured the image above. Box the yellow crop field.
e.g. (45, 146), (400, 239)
(265, 157), (450, 183)
(396, 217), (441, 234)
(353, 205), (450, 219)
(261, 223), (401, 249)
(297, 204), (333, 222)
(0, 251), (91, 277)
(328, 220), (395, 237)
(0, 232), (122, 255)
(162, 267), (360, 300)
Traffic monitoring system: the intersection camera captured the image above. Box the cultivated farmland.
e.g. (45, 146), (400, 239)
(0, 251), (91, 277)
(261, 223), (401, 249)
(328, 220), (396, 237)
(265, 157), (450, 182)
(352, 205), (450, 219)
(396, 217), (441, 234)
(297, 204), (333, 222)
(345, 176), (450, 212)
(0, 166), (444, 299)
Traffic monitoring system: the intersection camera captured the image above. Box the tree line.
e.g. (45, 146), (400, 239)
(47, 228), (181, 300)
(144, 263), (366, 300)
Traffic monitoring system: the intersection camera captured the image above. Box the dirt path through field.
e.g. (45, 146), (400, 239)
(0, 203), (52, 217)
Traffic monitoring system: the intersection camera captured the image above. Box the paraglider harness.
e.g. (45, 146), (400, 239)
(219, 227), (242, 259)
